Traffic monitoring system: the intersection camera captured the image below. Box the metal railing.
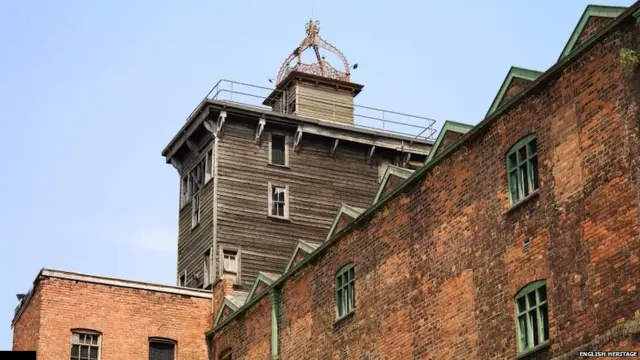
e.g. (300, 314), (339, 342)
(186, 79), (437, 141)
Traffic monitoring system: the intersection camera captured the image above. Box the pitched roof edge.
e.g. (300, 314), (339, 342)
(324, 204), (365, 241)
(559, 4), (628, 60)
(426, 120), (475, 163)
(246, 272), (278, 301)
(206, 1), (640, 337)
(214, 297), (239, 327)
(372, 165), (415, 204)
(284, 240), (320, 272)
(486, 66), (543, 117)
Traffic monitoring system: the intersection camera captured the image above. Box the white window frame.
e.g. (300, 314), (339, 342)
(268, 132), (290, 167)
(219, 247), (241, 284)
(70, 330), (101, 360)
(268, 182), (289, 219)
(203, 247), (213, 287)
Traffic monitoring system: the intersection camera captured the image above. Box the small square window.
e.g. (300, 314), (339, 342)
(220, 248), (240, 284)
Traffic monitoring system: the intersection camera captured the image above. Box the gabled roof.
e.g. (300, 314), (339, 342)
(325, 204), (365, 241)
(486, 67), (542, 116)
(214, 297), (239, 326)
(426, 121), (474, 163)
(284, 240), (322, 273)
(246, 272), (280, 301)
(559, 5), (627, 60)
(372, 166), (414, 204)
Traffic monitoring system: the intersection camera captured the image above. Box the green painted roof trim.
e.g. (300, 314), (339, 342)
(325, 204), (365, 241)
(283, 240), (321, 273)
(246, 272), (279, 301)
(425, 121), (474, 163)
(372, 166), (414, 204)
(486, 67), (542, 116)
(559, 5), (627, 60)
(213, 297), (239, 327)
(205, 2), (640, 337)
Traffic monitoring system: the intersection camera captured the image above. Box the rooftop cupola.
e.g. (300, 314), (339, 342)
(263, 19), (363, 125)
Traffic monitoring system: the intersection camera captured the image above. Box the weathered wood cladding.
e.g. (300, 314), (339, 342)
(215, 115), (388, 288)
(295, 82), (355, 125)
(176, 130), (214, 288)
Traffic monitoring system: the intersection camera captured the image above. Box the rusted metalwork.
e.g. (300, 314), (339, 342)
(276, 20), (351, 85)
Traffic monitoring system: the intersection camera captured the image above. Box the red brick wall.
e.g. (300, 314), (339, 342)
(381, 175), (406, 198)
(13, 277), (212, 360)
(435, 130), (466, 156)
(12, 290), (41, 352)
(212, 21), (640, 359)
(575, 16), (612, 49)
(502, 77), (533, 105)
(213, 296), (271, 359)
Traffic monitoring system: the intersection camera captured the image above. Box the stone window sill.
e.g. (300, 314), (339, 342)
(507, 189), (540, 214)
(516, 340), (550, 359)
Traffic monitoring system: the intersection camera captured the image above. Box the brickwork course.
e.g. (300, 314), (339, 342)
(211, 4), (640, 360)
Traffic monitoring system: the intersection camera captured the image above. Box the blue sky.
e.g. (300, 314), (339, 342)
(0, 0), (630, 349)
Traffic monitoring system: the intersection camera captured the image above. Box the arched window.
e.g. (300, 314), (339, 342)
(335, 263), (355, 318)
(219, 348), (232, 360)
(506, 134), (539, 205)
(515, 280), (549, 353)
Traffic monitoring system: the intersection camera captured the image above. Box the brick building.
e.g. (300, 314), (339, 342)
(12, 269), (211, 359)
(11, 2), (640, 360)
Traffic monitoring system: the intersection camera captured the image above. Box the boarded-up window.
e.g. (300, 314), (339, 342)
(270, 134), (286, 166)
(70, 331), (100, 360)
(149, 341), (175, 360)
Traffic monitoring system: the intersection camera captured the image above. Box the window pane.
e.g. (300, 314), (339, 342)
(508, 153), (518, 170)
(540, 303), (549, 341)
(518, 315), (528, 350)
(529, 310), (539, 345)
(520, 164), (529, 197)
(527, 292), (537, 307)
(517, 296), (527, 313)
(518, 146), (527, 163)
(72, 333), (80, 344)
(537, 286), (546, 302)
(89, 347), (98, 360)
(71, 345), (79, 357)
(509, 171), (519, 201)
(337, 288), (343, 315)
(528, 138), (537, 155)
(349, 268), (354, 282)
(530, 157), (539, 191)
(80, 345), (89, 358)
(337, 275), (343, 287)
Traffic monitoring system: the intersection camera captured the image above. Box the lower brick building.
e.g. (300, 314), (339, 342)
(12, 269), (212, 360)
(11, 2), (640, 360)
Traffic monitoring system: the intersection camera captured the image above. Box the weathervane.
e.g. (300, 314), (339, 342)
(275, 19), (355, 85)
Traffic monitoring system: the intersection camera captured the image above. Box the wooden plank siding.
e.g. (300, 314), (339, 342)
(176, 131), (214, 288)
(295, 83), (355, 125)
(215, 117), (383, 288)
